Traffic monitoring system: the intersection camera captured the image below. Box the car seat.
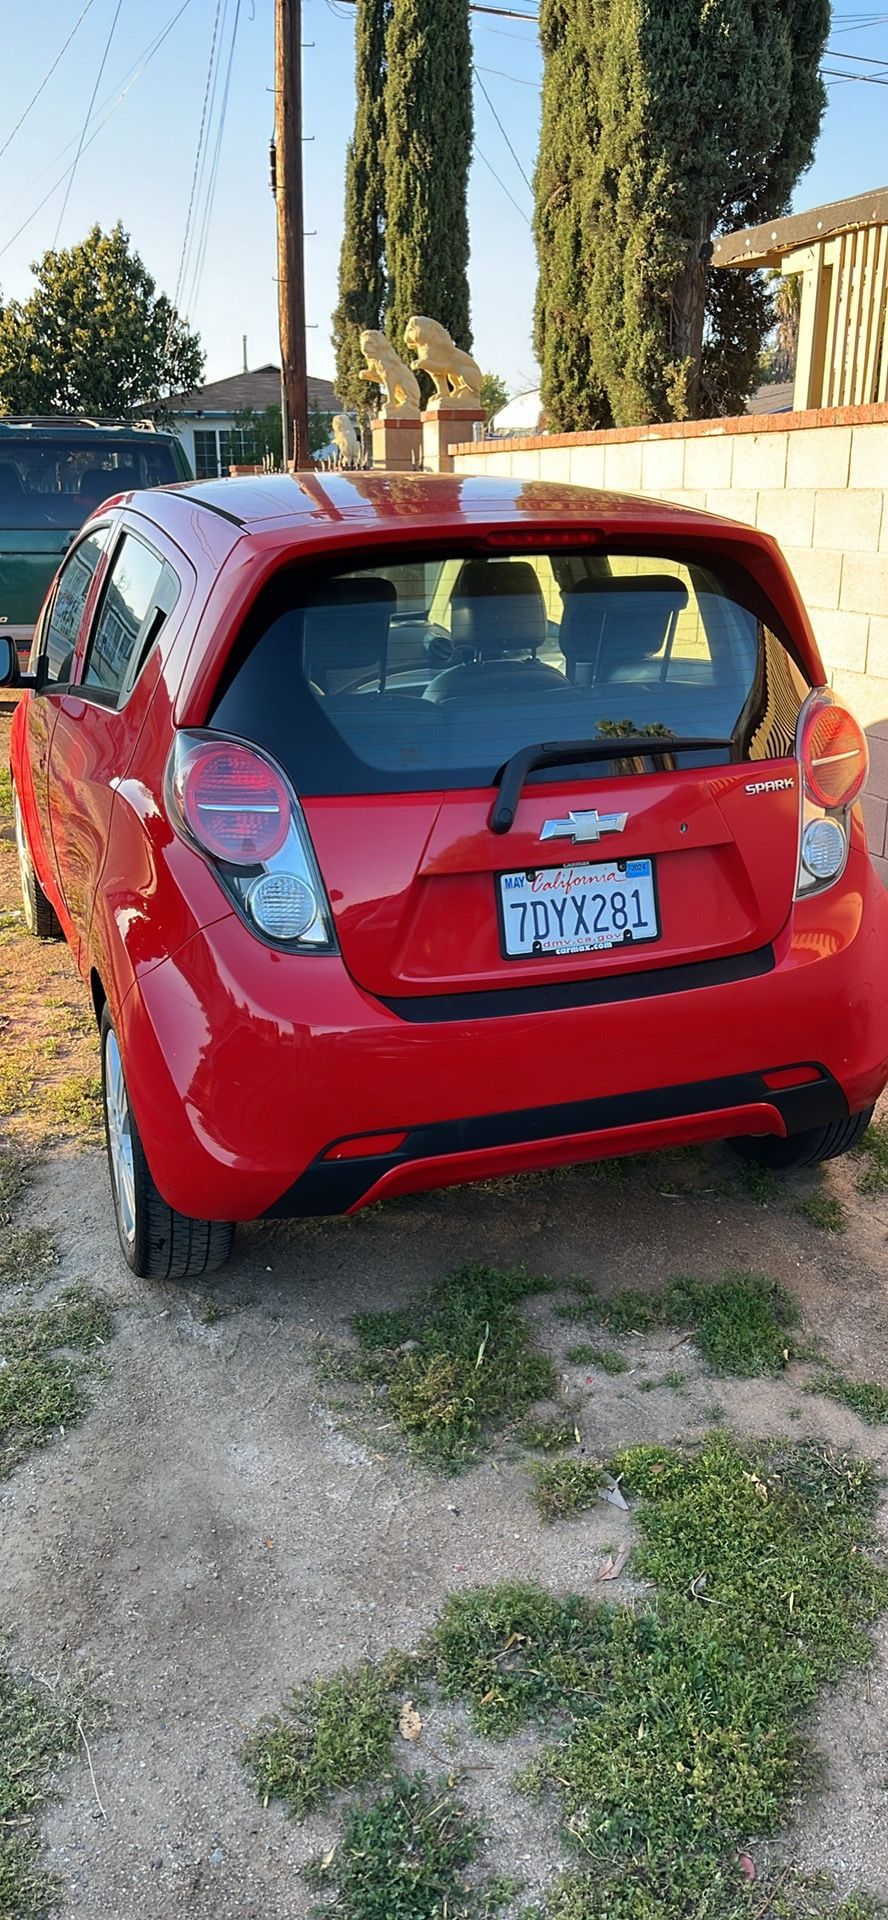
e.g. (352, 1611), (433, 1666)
(560, 575), (688, 688)
(424, 559), (567, 703)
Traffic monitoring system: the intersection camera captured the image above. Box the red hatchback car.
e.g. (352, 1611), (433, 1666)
(4, 471), (887, 1279)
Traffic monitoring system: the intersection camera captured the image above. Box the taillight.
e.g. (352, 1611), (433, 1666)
(181, 742), (289, 863)
(800, 700), (868, 810)
(165, 731), (336, 951)
(794, 691), (867, 899)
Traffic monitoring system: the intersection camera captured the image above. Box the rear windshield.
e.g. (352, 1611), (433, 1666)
(209, 549), (811, 795)
(0, 436), (180, 527)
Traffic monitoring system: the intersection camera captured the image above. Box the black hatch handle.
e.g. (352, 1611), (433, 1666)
(489, 736), (734, 835)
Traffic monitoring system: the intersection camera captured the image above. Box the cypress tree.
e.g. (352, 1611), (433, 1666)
(534, 0), (611, 433)
(384, 0), (473, 359)
(537, 0), (829, 427)
(332, 0), (390, 412)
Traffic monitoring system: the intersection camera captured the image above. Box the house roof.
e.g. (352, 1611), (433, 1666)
(169, 363), (340, 416)
(714, 186), (888, 269)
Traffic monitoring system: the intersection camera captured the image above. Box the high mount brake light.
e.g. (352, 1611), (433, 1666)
(181, 742), (289, 863)
(800, 701), (868, 811)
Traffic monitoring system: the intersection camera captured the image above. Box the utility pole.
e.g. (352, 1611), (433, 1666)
(274, 0), (310, 469)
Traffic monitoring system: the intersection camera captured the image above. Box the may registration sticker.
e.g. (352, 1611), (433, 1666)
(498, 859), (659, 958)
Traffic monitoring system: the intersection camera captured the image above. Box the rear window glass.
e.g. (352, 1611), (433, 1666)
(0, 436), (180, 528)
(209, 550), (811, 796)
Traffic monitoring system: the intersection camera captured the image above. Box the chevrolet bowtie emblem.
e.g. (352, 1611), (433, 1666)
(540, 809), (629, 843)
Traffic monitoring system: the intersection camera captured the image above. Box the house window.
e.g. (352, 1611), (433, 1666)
(193, 430), (218, 480)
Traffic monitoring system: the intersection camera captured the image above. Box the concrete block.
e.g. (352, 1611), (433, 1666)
(813, 488), (884, 554)
(684, 435), (734, 490)
(849, 423), (888, 488)
(865, 731), (888, 798)
(869, 850), (888, 891)
(731, 432), (788, 491)
(537, 447), (574, 484)
(755, 489), (816, 549)
(831, 667), (888, 731)
(864, 615), (888, 681)
(640, 438), (686, 494)
(862, 791), (888, 857)
(839, 551), (888, 616)
(786, 426), (852, 490)
(509, 451), (541, 480)
(603, 441), (644, 494)
(782, 547), (843, 611)
(568, 446), (608, 490)
(811, 608), (869, 672)
(704, 489), (757, 527)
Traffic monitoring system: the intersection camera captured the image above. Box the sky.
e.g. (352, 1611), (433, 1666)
(1, 1), (887, 400)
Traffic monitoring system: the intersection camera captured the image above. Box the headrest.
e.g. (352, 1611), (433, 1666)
(450, 559), (547, 658)
(303, 575), (396, 686)
(561, 573), (688, 669)
(78, 466), (115, 497)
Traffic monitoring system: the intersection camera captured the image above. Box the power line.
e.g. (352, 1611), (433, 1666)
(185, 0), (243, 313)
(822, 62), (888, 81)
(170, 0), (226, 321)
(0, 0), (99, 163)
(53, 0), (126, 246)
(474, 65), (534, 192)
(0, 0), (197, 260)
(476, 61), (538, 85)
(474, 143), (532, 224)
(179, 0), (232, 302)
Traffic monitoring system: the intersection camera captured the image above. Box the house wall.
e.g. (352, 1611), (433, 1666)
(452, 401), (888, 884)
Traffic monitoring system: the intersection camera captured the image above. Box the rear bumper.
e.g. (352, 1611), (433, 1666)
(119, 851), (888, 1221)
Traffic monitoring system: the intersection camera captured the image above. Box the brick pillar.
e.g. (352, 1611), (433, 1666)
(369, 414), (422, 472)
(422, 408), (485, 473)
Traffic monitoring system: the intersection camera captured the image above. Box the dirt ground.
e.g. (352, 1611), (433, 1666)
(2, 700), (888, 1918)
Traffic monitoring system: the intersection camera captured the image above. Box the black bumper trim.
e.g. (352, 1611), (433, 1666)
(379, 944), (776, 1023)
(263, 1063), (847, 1218)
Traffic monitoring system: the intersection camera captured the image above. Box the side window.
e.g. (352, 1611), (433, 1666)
(82, 531), (179, 703)
(43, 528), (109, 684)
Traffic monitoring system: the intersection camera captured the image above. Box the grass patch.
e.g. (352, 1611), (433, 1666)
(854, 1115), (888, 1194)
(0, 1048), (39, 1120)
(517, 1414), (577, 1453)
(532, 1459), (603, 1523)
(42, 1073), (102, 1140)
(566, 1344), (628, 1375)
(304, 1773), (510, 1920)
(0, 763), (12, 820)
(0, 1653), (90, 1920)
(243, 1660), (403, 1818)
(565, 1272), (799, 1378)
(0, 1148), (31, 1224)
(431, 1581), (615, 1739)
(349, 1265), (556, 1472)
(797, 1191), (846, 1232)
(0, 1226), (56, 1291)
(809, 1369), (888, 1427)
(0, 1286), (112, 1476)
(526, 1867), (885, 1920)
(737, 1159), (780, 1205)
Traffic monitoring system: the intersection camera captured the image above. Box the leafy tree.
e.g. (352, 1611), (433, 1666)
(232, 406), (283, 466)
(384, 0), (473, 361)
(480, 371), (509, 421)
(0, 223), (203, 417)
(536, 0), (829, 427)
(761, 268), (802, 382)
(333, 0), (390, 412)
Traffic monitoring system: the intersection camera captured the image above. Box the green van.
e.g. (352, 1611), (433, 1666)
(0, 419), (192, 660)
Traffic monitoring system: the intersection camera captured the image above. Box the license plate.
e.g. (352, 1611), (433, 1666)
(498, 858), (659, 958)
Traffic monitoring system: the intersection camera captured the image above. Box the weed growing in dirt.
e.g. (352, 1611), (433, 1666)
(737, 1159), (780, 1205)
(0, 1047), (39, 1120)
(0, 764), (12, 819)
(565, 1272), (798, 1377)
(518, 1414), (577, 1453)
(430, 1582), (615, 1738)
(808, 1370), (888, 1426)
(0, 1286), (112, 1475)
(522, 1866), (886, 1920)
(243, 1660), (406, 1817)
(304, 1773), (511, 1920)
(43, 1073), (102, 1141)
(0, 1653), (90, 1920)
(0, 1226), (56, 1290)
(532, 1459), (604, 1523)
(797, 1191), (846, 1232)
(350, 1265), (556, 1471)
(853, 1115), (888, 1194)
(0, 1148), (31, 1223)
(565, 1344), (628, 1374)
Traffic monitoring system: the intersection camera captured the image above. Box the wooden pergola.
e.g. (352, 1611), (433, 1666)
(714, 187), (888, 412)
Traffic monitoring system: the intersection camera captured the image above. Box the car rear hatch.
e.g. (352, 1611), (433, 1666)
(207, 540), (812, 1002)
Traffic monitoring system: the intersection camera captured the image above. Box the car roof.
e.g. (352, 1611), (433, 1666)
(133, 469), (753, 540)
(0, 418), (176, 439)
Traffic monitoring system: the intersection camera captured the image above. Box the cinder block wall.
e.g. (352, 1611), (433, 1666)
(452, 402), (888, 883)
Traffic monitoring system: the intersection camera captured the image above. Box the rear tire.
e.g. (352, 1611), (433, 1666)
(100, 1007), (235, 1280)
(13, 786), (63, 940)
(730, 1107), (874, 1172)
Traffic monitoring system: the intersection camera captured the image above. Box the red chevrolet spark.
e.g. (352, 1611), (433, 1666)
(3, 472), (887, 1279)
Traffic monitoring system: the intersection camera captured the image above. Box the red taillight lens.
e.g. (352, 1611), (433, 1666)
(181, 743), (290, 863)
(800, 701), (868, 810)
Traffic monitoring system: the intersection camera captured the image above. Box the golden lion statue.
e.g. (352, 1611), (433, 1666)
(359, 329), (421, 416)
(404, 316), (483, 407)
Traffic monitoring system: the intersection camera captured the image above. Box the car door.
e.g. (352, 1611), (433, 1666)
(46, 523), (185, 957)
(20, 524), (112, 934)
